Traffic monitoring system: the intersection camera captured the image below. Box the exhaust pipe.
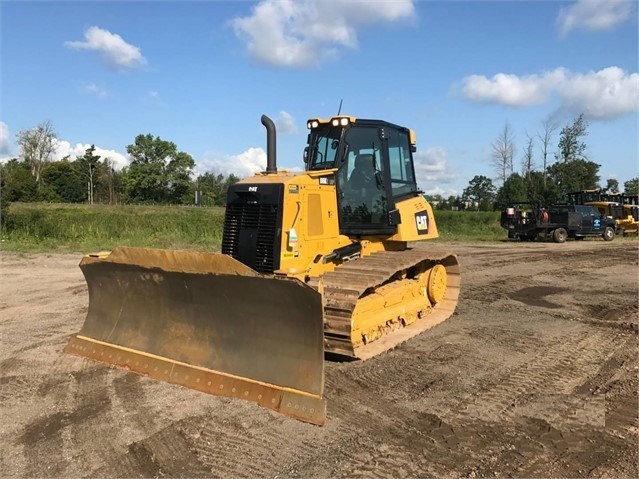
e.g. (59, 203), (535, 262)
(261, 115), (277, 173)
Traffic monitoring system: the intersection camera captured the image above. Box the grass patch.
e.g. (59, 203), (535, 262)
(6, 203), (631, 254)
(433, 210), (505, 242)
(1, 203), (225, 253)
(0, 203), (508, 254)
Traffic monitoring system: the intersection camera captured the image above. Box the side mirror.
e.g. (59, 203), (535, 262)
(303, 146), (309, 163)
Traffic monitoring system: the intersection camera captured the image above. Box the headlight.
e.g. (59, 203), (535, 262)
(330, 117), (350, 126)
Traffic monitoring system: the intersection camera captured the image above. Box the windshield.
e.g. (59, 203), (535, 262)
(307, 126), (344, 170)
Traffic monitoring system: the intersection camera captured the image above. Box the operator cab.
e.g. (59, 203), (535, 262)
(304, 116), (419, 235)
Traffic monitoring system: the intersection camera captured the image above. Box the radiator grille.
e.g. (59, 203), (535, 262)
(222, 203), (280, 274)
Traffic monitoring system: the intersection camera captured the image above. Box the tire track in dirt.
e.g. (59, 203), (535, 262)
(0, 358), (39, 405)
(316, 367), (480, 478)
(12, 354), (160, 478)
(64, 364), (169, 477)
(460, 328), (622, 423)
(14, 367), (112, 478)
(161, 407), (328, 479)
(573, 335), (639, 441)
(91, 422), (213, 478)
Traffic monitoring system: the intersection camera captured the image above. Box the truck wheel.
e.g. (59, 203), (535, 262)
(552, 228), (568, 243)
(602, 226), (615, 241)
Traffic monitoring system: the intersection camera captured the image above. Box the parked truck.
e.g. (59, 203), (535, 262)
(501, 202), (616, 243)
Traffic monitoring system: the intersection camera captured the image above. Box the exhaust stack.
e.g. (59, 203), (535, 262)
(261, 115), (277, 173)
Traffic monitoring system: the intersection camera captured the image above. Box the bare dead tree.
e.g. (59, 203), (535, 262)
(491, 122), (516, 185)
(522, 132), (535, 181)
(537, 116), (559, 187)
(16, 121), (57, 189)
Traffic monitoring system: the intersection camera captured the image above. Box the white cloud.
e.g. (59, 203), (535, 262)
(84, 83), (107, 98)
(0, 121), (8, 154)
(557, 0), (633, 35)
(65, 26), (147, 70)
(276, 111), (297, 134)
(413, 147), (458, 188)
(459, 66), (639, 119)
(231, 0), (415, 67)
(556, 67), (639, 119)
(53, 140), (129, 170)
(199, 147), (267, 178)
(460, 69), (567, 107)
(422, 186), (458, 198)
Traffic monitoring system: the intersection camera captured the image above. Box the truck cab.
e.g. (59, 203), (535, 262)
(546, 204), (616, 241)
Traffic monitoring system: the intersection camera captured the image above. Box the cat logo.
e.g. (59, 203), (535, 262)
(318, 175), (334, 185)
(415, 211), (429, 235)
(248, 186), (258, 192)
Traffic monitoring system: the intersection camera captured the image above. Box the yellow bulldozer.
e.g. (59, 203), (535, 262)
(65, 114), (460, 425)
(567, 189), (639, 235)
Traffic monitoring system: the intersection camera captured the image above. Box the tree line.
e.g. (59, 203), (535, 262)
(0, 121), (239, 208)
(430, 114), (638, 211)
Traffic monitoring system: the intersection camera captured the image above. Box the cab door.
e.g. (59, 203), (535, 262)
(336, 125), (394, 234)
(578, 206), (602, 234)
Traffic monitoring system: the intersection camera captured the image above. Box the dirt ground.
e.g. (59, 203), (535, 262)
(1, 240), (638, 479)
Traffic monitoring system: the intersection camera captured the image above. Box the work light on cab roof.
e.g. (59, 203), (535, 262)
(306, 116), (355, 129)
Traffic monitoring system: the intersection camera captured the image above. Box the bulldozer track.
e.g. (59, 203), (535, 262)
(319, 249), (460, 359)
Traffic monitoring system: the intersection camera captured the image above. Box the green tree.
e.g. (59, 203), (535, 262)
(196, 172), (240, 206)
(166, 151), (196, 204)
(605, 178), (619, 194)
(494, 173), (527, 210)
(436, 195), (464, 211)
(41, 157), (85, 202)
(16, 121), (57, 189)
(463, 175), (496, 211)
(77, 145), (102, 204)
(547, 159), (600, 195)
(556, 114), (588, 164)
(0, 162), (10, 233)
(1, 158), (39, 201)
(526, 171), (563, 206)
(123, 134), (195, 204)
(624, 177), (639, 195)
(95, 158), (122, 205)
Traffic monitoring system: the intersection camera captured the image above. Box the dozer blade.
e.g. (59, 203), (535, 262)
(64, 247), (326, 425)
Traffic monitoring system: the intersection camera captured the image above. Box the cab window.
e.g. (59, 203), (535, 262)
(387, 129), (417, 198)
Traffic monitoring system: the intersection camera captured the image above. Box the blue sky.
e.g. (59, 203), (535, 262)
(1, 0), (637, 196)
